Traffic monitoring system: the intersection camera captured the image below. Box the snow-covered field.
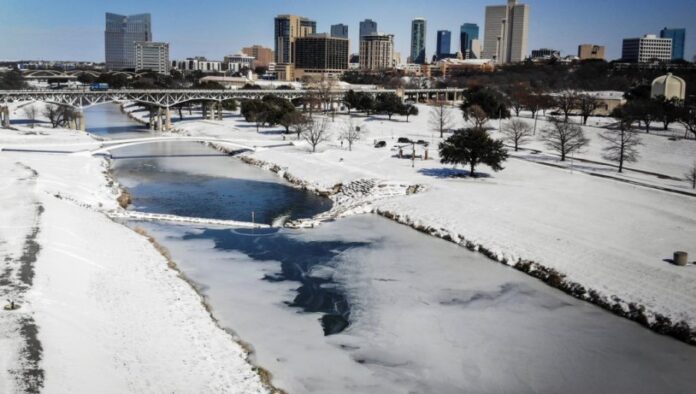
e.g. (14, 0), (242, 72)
(169, 104), (696, 339)
(0, 126), (269, 393)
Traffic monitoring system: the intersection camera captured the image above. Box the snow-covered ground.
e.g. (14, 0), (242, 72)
(0, 126), (269, 393)
(168, 104), (696, 339)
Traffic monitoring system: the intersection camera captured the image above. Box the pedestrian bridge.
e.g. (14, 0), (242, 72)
(87, 136), (290, 156)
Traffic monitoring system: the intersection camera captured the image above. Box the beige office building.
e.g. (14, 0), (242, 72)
(360, 34), (394, 70)
(482, 0), (529, 64)
(242, 45), (274, 67)
(578, 44), (606, 60)
(134, 41), (169, 74)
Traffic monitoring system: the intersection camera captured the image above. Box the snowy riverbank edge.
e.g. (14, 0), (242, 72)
(0, 124), (277, 393)
(233, 152), (696, 346)
(103, 165), (284, 394)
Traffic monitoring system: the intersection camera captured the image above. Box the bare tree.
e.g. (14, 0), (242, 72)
(540, 117), (589, 161)
(501, 119), (533, 151)
(43, 104), (62, 128)
(600, 110), (642, 173)
(555, 91), (579, 123)
(429, 101), (454, 138)
(42, 104), (76, 128)
(468, 105), (489, 130)
(339, 118), (363, 151)
(23, 104), (38, 128)
(578, 94), (601, 125)
(302, 118), (331, 153)
(292, 114), (311, 140)
(680, 106), (696, 139)
(685, 162), (696, 189)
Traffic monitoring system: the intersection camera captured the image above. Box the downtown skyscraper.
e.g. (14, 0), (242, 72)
(410, 18), (427, 64)
(359, 19), (378, 38)
(660, 27), (686, 60)
(482, 0), (529, 64)
(274, 15), (316, 64)
(460, 23), (480, 59)
(436, 30), (452, 60)
(105, 13), (152, 70)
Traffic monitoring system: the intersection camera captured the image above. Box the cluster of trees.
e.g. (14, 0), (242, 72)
(241, 95), (298, 132)
(343, 91), (419, 121)
(444, 61), (696, 99)
(0, 69), (26, 90)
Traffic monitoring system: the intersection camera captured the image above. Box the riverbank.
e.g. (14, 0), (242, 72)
(0, 125), (271, 392)
(169, 106), (696, 345)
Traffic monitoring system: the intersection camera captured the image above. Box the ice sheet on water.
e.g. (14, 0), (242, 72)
(140, 216), (696, 394)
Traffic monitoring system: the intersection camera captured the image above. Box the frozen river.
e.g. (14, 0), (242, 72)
(91, 104), (696, 394)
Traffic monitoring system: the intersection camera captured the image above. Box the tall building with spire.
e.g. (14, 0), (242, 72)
(482, 0), (529, 64)
(410, 18), (427, 64)
(105, 13), (152, 70)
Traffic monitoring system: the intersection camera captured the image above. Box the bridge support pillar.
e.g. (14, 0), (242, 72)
(164, 107), (172, 131)
(217, 102), (223, 120)
(1, 106), (9, 128)
(77, 110), (86, 131)
(156, 108), (163, 131)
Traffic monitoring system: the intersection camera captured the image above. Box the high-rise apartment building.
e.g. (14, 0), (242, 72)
(359, 19), (378, 38)
(482, 0), (529, 64)
(436, 30), (452, 60)
(105, 13), (152, 70)
(274, 15), (316, 65)
(460, 23), (480, 59)
(410, 18), (427, 64)
(622, 34), (673, 63)
(578, 44), (605, 60)
(242, 45), (274, 67)
(360, 34), (394, 70)
(331, 24), (349, 39)
(294, 34), (349, 79)
(660, 27), (686, 60)
(134, 41), (169, 74)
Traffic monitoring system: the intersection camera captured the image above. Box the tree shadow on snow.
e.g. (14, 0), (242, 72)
(418, 167), (491, 179)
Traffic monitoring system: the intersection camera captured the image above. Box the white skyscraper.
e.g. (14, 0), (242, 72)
(482, 0), (529, 64)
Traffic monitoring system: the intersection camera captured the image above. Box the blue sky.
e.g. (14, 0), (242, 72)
(1, 0), (695, 62)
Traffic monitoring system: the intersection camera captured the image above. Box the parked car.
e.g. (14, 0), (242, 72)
(397, 137), (412, 144)
(374, 140), (387, 148)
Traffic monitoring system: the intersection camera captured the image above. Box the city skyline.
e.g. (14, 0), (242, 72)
(1, 0), (695, 62)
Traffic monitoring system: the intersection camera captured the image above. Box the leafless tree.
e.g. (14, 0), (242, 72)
(302, 118), (331, 152)
(578, 94), (601, 125)
(599, 115), (642, 173)
(291, 114), (312, 140)
(468, 104), (489, 130)
(555, 91), (579, 123)
(685, 162), (696, 189)
(43, 104), (63, 128)
(42, 104), (76, 128)
(540, 117), (589, 161)
(429, 101), (454, 138)
(23, 104), (39, 128)
(339, 118), (364, 151)
(501, 119), (533, 151)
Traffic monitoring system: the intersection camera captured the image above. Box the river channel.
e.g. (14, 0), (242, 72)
(88, 104), (696, 394)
